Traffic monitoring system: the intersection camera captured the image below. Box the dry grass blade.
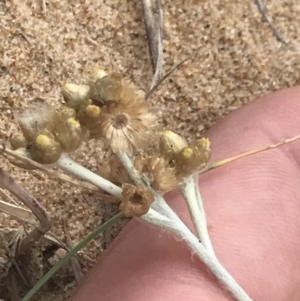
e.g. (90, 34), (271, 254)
(0, 168), (51, 255)
(42, 0), (47, 16)
(0, 200), (35, 223)
(141, 0), (164, 88)
(62, 219), (83, 284)
(255, 0), (288, 45)
(145, 44), (202, 100)
(200, 133), (300, 174)
(0, 168), (50, 232)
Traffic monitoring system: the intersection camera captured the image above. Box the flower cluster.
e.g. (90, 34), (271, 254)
(9, 67), (157, 165)
(8, 67), (211, 219)
(63, 68), (157, 154)
(159, 130), (211, 177)
(11, 105), (82, 164)
(118, 131), (211, 217)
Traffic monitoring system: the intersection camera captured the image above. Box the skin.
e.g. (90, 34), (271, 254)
(71, 86), (300, 301)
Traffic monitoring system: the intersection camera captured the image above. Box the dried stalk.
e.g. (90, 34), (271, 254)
(141, 0), (164, 88)
(0, 168), (51, 255)
(0, 168), (50, 231)
(0, 200), (35, 223)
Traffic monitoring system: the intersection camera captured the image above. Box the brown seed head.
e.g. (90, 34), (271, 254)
(134, 154), (180, 193)
(96, 90), (157, 153)
(120, 183), (154, 217)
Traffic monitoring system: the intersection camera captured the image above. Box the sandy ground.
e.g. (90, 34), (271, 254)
(0, 0), (300, 300)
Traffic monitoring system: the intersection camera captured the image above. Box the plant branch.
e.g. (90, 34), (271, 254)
(1, 145), (117, 201)
(115, 152), (142, 185)
(56, 153), (123, 199)
(180, 175), (216, 258)
(142, 200), (252, 301)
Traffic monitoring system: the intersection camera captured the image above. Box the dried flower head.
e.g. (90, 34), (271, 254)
(9, 132), (28, 150)
(120, 183), (154, 217)
(29, 131), (62, 164)
(54, 117), (83, 152)
(17, 104), (83, 155)
(95, 81), (157, 153)
(175, 138), (211, 177)
(88, 73), (123, 106)
(62, 84), (90, 110)
(88, 66), (108, 87)
(59, 107), (77, 120)
(134, 154), (180, 193)
(160, 130), (188, 164)
(17, 104), (57, 142)
(77, 99), (102, 133)
(97, 154), (132, 186)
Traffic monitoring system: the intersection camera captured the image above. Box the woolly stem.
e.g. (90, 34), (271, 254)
(181, 174), (216, 257)
(115, 152), (142, 185)
(56, 153), (122, 199)
(144, 196), (252, 301)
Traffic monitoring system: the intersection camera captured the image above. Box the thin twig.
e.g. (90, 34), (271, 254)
(62, 219), (83, 284)
(145, 44), (202, 100)
(255, 0), (288, 45)
(201, 133), (300, 174)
